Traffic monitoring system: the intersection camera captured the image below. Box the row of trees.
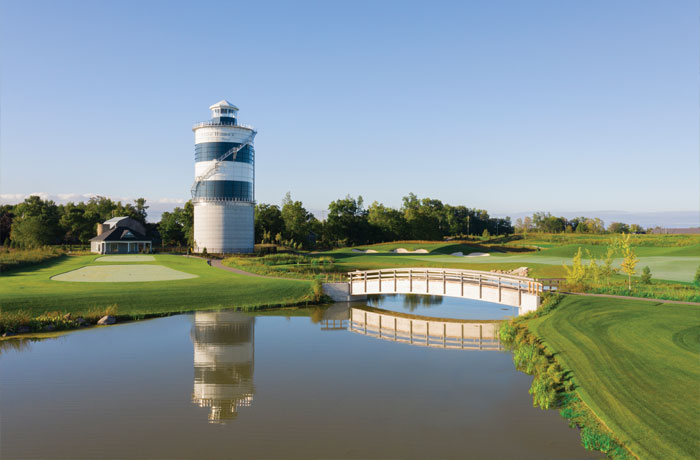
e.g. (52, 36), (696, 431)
(1, 196), (150, 248)
(254, 192), (513, 249)
(515, 212), (646, 234)
(2, 194), (655, 250)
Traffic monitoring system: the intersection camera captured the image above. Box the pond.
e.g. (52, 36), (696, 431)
(0, 296), (597, 459)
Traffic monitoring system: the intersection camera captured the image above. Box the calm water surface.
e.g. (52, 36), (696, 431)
(0, 296), (597, 459)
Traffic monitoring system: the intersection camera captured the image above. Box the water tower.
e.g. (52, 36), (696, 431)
(192, 100), (256, 253)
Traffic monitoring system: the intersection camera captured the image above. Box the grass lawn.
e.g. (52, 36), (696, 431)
(527, 295), (700, 460)
(316, 239), (700, 282)
(0, 254), (313, 317)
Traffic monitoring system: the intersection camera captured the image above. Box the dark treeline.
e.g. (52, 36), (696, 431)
(254, 192), (513, 249)
(515, 212), (646, 235)
(2, 194), (647, 250)
(0, 196), (152, 248)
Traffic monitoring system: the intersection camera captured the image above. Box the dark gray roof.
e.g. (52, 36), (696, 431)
(90, 227), (150, 242)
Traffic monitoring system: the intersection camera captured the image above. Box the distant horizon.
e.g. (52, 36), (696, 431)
(2, 192), (697, 229)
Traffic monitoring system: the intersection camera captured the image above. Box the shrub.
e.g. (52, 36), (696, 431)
(0, 309), (32, 333)
(311, 277), (324, 302)
(640, 266), (652, 285)
(694, 265), (700, 288)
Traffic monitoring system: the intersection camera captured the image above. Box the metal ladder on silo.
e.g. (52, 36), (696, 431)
(191, 133), (255, 198)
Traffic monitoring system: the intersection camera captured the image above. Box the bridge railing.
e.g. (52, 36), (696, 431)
(348, 268), (545, 295)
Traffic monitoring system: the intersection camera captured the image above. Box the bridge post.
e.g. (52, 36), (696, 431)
(425, 269), (429, 293)
(378, 270), (381, 293)
(498, 277), (502, 302)
(479, 274), (483, 299)
(460, 272), (464, 296)
(443, 270), (446, 294)
(364, 272), (367, 292)
(519, 284), (522, 306)
(409, 269), (413, 292)
(394, 270), (397, 292)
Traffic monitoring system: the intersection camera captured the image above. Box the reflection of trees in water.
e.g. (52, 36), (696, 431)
(191, 311), (255, 423)
(369, 294), (444, 313)
(0, 338), (37, 355)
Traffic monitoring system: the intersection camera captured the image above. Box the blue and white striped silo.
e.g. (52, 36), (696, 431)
(192, 100), (256, 253)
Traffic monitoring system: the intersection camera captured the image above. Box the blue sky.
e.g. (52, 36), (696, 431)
(1, 0), (698, 224)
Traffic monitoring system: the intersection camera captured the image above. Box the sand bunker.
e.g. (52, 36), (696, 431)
(351, 249), (378, 253)
(52, 265), (197, 282)
(392, 248), (429, 254)
(96, 255), (155, 262)
(451, 252), (490, 257)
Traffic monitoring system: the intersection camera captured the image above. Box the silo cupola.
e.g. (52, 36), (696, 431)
(210, 100), (239, 124)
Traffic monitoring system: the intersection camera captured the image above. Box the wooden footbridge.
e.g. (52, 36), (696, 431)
(346, 268), (559, 313)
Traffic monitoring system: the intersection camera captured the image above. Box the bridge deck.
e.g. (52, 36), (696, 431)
(348, 268), (558, 312)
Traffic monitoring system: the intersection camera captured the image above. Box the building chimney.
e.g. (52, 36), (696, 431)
(97, 223), (104, 236)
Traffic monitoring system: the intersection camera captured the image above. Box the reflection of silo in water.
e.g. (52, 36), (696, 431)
(191, 311), (255, 423)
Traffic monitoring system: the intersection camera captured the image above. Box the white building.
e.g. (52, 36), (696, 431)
(191, 100), (256, 253)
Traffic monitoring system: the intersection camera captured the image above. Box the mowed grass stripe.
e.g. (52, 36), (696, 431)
(0, 255), (313, 317)
(528, 296), (700, 460)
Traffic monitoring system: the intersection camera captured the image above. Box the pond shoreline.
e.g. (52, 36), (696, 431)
(500, 294), (638, 460)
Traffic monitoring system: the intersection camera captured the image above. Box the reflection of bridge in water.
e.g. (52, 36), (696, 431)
(319, 303), (502, 351)
(348, 307), (501, 350)
(191, 311), (255, 423)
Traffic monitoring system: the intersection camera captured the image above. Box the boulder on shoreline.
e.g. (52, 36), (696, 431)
(97, 315), (116, 325)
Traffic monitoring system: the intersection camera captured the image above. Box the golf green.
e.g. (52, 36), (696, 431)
(95, 255), (156, 262)
(52, 264), (198, 282)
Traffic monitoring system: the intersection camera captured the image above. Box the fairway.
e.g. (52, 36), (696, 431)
(52, 264), (197, 282)
(528, 296), (700, 460)
(95, 255), (155, 262)
(324, 240), (700, 282)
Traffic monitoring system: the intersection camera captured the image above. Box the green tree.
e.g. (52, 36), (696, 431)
(325, 195), (370, 246)
(564, 247), (587, 290)
(0, 205), (15, 244)
(281, 192), (317, 249)
(599, 246), (617, 286)
(607, 222), (630, 234)
(255, 204), (284, 244)
(619, 234), (639, 290)
(134, 198), (149, 223)
(158, 211), (185, 246)
(10, 196), (62, 247)
(641, 266), (652, 285)
(401, 194), (444, 240)
(367, 201), (406, 242)
(158, 201), (194, 247)
(693, 265), (700, 288)
(59, 202), (95, 244)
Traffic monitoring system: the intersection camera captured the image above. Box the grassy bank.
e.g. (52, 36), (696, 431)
(0, 254), (315, 326)
(0, 247), (66, 272)
(504, 294), (700, 459)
